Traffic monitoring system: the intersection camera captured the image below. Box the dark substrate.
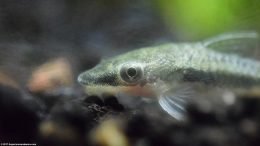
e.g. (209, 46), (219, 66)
(0, 84), (260, 146)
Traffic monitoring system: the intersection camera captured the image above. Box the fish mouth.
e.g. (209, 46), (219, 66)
(83, 85), (125, 96)
(83, 84), (156, 98)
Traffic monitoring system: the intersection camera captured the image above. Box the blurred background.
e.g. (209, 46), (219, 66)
(0, 0), (260, 145)
(0, 0), (259, 87)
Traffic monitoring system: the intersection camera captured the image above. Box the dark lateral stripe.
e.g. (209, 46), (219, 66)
(95, 73), (119, 86)
(181, 68), (260, 87)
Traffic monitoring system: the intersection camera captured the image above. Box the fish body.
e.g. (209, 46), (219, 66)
(78, 32), (260, 120)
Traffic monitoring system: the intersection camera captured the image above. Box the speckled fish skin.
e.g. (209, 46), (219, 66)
(78, 42), (260, 92)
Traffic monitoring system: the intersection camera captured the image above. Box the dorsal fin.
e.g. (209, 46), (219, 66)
(201, 32), (260, 59)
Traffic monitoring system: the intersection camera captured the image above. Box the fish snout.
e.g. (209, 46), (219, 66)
(77, 72), (92, 85)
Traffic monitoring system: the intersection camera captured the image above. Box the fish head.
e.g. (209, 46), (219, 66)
(78, 50), (157, 97)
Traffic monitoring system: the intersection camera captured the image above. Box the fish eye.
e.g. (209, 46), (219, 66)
(120, 64), (143, 84)
(127, 67), (137, 77)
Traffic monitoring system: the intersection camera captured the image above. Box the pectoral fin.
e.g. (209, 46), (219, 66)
(202, 32), (259, 59)
(158, 86), (193, 120)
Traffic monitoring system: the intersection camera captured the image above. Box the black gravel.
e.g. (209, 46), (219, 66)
(0, 84), (260, 146)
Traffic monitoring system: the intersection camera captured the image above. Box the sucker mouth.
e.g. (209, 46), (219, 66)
(84, 85), (126, 96)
